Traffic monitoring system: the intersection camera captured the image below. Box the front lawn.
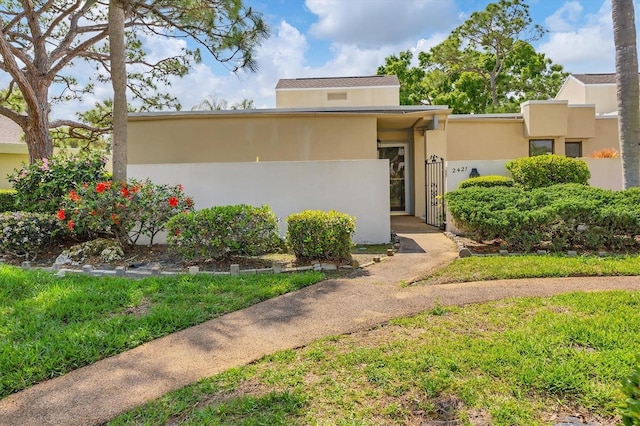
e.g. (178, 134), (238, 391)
(108, 290), (640, 425)
(424, 254), (640, 284)
(0, 265), (324, 398)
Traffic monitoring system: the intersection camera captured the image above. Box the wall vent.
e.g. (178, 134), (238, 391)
(327, 91), (348, 101)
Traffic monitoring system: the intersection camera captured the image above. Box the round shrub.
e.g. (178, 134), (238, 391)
(458, 175), (514, 189)
(286, 210), (355, 261)
(8, 151), (109, 214)
(0, 190), (16, 212)
(505, 154), (591, 190)
(0, 211), (62, 259)
(166, 204), (282, 261)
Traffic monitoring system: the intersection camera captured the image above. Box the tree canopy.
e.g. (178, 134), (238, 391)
(377, 0), (567, 113)
(0, 0), (268, 163)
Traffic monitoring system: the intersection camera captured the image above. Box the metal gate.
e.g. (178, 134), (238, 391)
(425, 155), (445, 230)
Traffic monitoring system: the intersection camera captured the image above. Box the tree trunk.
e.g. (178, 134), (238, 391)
(109, 0), (128, 182)
(24, 86), (54, 163)
(612, 0), (640, 188)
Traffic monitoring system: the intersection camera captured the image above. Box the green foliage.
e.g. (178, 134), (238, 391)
(446, 184), (640, 252)
(622, 355), (640, 425)
(376, 50), (426, 105)
(379, 0), (567, 112)
(59, 180), (194, 246)
(458, 175), (514, 189)
(0, 190), (16, 212)
(286, 210), (355, 261)
(166, 205), (282, 261)
(506, 155), (591, 190)
(0, 212), (62, 259)
(7, 151), (109, 214)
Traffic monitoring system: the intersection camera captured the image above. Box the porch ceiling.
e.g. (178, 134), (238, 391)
(377, 114), (433, 132)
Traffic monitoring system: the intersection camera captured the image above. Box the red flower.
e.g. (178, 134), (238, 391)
(67, 220), (75, 230)
(177, 184), (184, 192)
(69, 190), (81, 202)
(90, 209), (96, 216)
(82, 182), (89, 189)
(56, 209), (66, 220)
(111, 213), (119, 225)
(185, 197), (194, 207)
(120, 187), (130, 198)
(174, 229), (181, 236)
(168, 196), (179, 207)
(96, 182), (107, 193)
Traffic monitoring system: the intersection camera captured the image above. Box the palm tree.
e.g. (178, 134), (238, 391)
(612, 0), (640, 188)
(109, 0), (127, 181)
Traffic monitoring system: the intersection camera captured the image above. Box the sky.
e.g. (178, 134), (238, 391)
(53, 0), (625, 117)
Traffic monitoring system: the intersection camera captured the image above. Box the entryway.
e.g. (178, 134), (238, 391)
(378, 143), (410, 214)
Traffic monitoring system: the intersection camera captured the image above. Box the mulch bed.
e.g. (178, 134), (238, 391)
(1, 240), (381, 273)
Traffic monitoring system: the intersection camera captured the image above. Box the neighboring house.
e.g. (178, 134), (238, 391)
(555, 73), (621, 115)
(0, 115), (28, 189)
(128, 74), (622, 242)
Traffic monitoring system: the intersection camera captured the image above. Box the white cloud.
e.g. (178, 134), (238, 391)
(306, 0), (458, 47)
(545, 1), (583, 32)
(538, 1), (614, 73)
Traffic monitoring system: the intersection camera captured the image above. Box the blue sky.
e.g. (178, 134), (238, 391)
(188, 0), (617, 109)
(50, 0), (624, 117)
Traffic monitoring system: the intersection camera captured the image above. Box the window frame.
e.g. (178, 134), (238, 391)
(565, 141), (583, 158)
(529, 139), (554, 156)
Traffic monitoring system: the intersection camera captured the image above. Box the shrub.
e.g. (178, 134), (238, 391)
(0, 190), (16, 212)
(506, 154), (591, 190)
(622, 355), (640, 426)
(166, 204), (282, 261)
(590, 148), (619, 158)
(59, 179), (194, 245)
(0, 211), (62, 259)
(286, 210), (355, 261)
(8, 151), (109, 213)
(458, 175), (514, 189)
(446, 184), (640, 252)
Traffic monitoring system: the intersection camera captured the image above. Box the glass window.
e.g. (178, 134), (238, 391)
(565, 141), (582, 158)
(529, 139), (553, 156)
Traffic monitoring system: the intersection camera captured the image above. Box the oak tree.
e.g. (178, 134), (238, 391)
(0, 0), (268, 164)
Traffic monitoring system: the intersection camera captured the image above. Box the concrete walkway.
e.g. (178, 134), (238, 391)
(1, 217), (640, 425)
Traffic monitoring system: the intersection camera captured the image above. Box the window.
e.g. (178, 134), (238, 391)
(565, 141), (582, 158)
(529, 139), (553, 156)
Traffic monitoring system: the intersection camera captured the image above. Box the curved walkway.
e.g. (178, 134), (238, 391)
(1, 218), (640, 425)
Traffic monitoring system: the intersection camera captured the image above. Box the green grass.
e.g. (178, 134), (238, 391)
(424, 254), (640, 284)
(0, 265), (324, 398)
(109, 290), (640, 425)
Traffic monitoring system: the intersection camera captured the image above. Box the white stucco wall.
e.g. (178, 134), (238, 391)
(129, 160), (390, 244)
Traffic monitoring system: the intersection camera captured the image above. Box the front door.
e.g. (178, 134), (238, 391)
(378, 145), (409, 214)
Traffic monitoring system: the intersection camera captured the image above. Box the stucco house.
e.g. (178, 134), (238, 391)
(0, 115), (29, 189)
(128, 74), (622, 243)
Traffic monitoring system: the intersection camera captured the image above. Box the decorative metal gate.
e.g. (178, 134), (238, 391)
(425, 155), (445, 230)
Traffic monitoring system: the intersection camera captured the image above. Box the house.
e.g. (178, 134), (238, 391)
(127, 74), (622, 242)
(0, 115), (29, 189)
(555, 73), (621, 115)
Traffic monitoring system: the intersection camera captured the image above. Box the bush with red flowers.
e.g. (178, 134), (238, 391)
(58, 179), (194, 245)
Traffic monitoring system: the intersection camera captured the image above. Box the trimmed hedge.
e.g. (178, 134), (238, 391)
(286, 210), (355, 261)
(446, 184), (640, 252)
(0, 190), (16, 212)
(506, 155), (591, 190)
(166, 204), (282, 261)
(458, 175), (514, 189)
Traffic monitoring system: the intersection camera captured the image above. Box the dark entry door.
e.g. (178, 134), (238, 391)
(378, 146), (406, 212)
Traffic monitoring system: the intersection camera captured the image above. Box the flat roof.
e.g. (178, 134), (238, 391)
(129, 105), (449, 120)
(275, 75), (399, 90)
